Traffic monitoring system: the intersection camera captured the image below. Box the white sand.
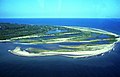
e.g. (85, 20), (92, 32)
(63, 26), (119, 37)
(7, 26), (120, 58)
(0, 39), (10, 42)
(9, 43), (116, 58)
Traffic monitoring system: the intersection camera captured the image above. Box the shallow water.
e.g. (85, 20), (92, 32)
(46, 29), (67, 34)
(86, 34), (110, 40)
(28, 36), (56, 40)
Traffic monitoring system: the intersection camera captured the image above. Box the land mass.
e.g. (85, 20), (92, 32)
(0, 23), (120, 58)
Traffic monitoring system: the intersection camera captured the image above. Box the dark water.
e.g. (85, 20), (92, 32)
(0, 18), (120, 77)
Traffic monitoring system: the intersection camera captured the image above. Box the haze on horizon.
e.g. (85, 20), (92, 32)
(0, 0), (120, 18)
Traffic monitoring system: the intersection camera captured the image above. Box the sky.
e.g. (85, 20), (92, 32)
(0, 0), (120, 18)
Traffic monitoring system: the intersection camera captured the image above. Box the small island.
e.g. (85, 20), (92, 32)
(0, 23), (120, 58)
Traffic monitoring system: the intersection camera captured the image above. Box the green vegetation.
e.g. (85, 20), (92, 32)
(26, 47), (75, 53)
(0, 23), (119, 58)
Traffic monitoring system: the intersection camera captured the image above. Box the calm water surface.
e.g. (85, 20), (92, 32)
(0, 18), (120, 77)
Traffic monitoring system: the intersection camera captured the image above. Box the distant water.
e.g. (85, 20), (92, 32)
(0, 18), (120, 77)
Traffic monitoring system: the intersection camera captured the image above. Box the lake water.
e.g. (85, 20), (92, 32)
(0, 18), (120, 77)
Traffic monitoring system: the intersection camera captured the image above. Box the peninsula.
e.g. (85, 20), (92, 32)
(0, 23), (119, 58)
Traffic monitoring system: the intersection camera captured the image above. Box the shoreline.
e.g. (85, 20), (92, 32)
(63, 26), (119, 37)
(1, 26), (119, 42)
(9, 42), (116, 58)
(1, 25), (119, 58)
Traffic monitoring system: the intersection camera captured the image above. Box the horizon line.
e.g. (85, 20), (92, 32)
(0, 17), (120, 19)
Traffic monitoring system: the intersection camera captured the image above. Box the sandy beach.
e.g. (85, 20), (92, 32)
(7, 26), (120, 58)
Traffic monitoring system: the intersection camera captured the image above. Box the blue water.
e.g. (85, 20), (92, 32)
(47, 29), (67, 34)
(0, 18), (120, 77)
